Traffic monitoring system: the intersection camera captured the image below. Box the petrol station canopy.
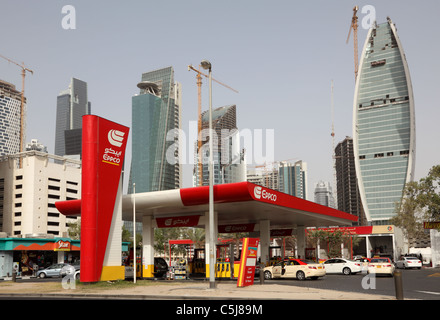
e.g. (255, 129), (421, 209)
(57, 181), (358, 229)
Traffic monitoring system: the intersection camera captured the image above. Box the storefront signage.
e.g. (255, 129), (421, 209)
(218, 223), (255, 233)
(237, 237), (259, 287)
(424, 221), (440, 229)
(270, 229), (293, 237)
(156, 215), (200, 228)
(54, 239), (71, 251)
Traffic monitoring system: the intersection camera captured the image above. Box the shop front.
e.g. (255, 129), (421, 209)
(306, 225), (404, 262)
(0, 237), (80, 278)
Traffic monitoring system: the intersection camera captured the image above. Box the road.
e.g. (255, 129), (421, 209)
(267, 268), (440, 300)
(9, 268), (440, 300)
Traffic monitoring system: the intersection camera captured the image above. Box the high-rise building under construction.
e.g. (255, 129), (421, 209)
(353, 18), (416, 224)
(0, 80), (23, 156)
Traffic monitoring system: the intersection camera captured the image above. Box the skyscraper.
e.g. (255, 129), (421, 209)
(54, 78), (91, 158)
(129, 66), (181, 193)
(0, 80), (24, 156)
(194, 105), (246, 186)
(335, 137), (365, 225)
(353, 18), (415, 224)
(278, 160), (308, 200)
(314, 181), (335, 208)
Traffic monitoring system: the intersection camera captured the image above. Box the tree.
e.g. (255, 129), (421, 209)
(390, 181), (425, 246)
(67, 220), (81, 240)
(390, 165), (440, 245)
(417, 165), (440, 221)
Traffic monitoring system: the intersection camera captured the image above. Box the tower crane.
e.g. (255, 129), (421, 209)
(346, 6), (359, 82)
(188, 64), (238, 186)
(0, 54), (34, 168)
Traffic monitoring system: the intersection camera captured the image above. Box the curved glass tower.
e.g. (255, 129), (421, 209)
(353, 18), (416, 224)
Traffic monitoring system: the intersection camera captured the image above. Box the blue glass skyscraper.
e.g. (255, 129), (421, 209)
(129, 67), (181, 193)
(353, 18), (416, 224)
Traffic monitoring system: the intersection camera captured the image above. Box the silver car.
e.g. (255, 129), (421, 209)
(36, 263), (70, 278)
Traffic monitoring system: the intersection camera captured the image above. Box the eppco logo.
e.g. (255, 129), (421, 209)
(108, 129), (125, 147)
(254, 186), (262, 199)
(254, 186), (277, 202)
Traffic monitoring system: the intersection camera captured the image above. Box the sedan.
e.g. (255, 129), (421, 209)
(323, 258), (362, 275)
(395, 256), (422, 269)
(36, 263), (70, 278)
(263, 259), (325, 281)
(367, 257), (395, 276)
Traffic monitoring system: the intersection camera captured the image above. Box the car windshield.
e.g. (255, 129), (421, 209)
(406, 257), (418, 260)
(371, 258), (388, 263)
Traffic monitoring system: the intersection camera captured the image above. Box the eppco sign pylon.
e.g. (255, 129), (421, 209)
(81, 115), (129, 282)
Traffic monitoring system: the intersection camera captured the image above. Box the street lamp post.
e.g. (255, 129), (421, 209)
(133, 183), (136, 284)
(201, 60), (216, 289)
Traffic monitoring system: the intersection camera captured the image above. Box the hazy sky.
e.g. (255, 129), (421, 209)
(1, 1), (439, 198)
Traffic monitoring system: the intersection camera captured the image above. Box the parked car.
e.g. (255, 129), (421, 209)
(353, 257), (371, 273)
(36, 263), (70, 278)
(263, 259), (325, 281)
(60, 261), (80, 277)
(395, 256), (422, 269)
(367, 257), (395, 276)
(323, 258), (362, 275)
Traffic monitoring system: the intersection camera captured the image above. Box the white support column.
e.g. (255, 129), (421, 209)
(142, 215), (155, 278)
(57, 251), (64, 264)
(366, 235), (371, 258)
(204, 211), (217, 279)
(259, 220), (270, 266)
(296, 226), (306, 259)
(101, 176), (124, 280)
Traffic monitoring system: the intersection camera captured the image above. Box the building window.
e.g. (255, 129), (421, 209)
(387, 152), (394, 157)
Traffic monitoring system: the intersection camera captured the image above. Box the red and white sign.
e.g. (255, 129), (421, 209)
(156, 215), (200, 228)
(218, 223), (255, 233)
(270, 229), (293, 237)
(237, 237), (260, 287)
(80, 115), (129, 282)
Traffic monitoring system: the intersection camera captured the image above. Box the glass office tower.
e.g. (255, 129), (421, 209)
(54, 78), (91, 158)
(353, 18), (416, 224)
(129, 67), (181, 193)
(278, 160), (308, 200)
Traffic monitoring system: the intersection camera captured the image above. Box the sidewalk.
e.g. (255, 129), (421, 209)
(0, 279), (397, 300)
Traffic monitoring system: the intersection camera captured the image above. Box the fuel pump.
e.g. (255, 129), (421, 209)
(216, 243), (234, 278)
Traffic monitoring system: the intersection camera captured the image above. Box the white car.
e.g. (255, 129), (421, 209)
(323, 258), (362, 275)
(263, 259), (326, 281)
(367, 257), (395, 276)
(395, 256), (422, 269)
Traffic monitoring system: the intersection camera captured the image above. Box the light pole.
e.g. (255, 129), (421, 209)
(201, 59), (215, 289)
(133, 183), (136, 284)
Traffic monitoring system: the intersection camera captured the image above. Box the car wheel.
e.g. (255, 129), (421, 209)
(264, 271), (272, 280)
(296, 271), (306, 281)
(38, 272), (46, 279)
(342, 267), (351, 275)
